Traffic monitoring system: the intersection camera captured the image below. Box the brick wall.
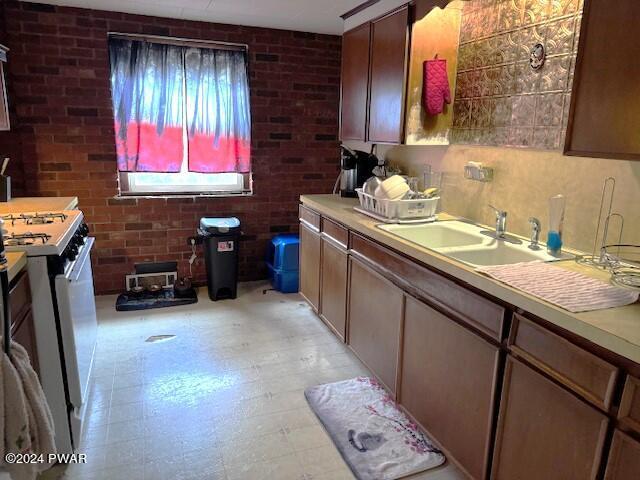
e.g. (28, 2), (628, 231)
(1, 1), (341, 294)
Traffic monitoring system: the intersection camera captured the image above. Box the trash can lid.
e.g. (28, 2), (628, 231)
(200, 217), (240, 233)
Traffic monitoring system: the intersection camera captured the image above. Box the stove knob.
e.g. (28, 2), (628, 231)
(74, 232), (85, 245)
(79, 223), (89, 236)
(67, 243), (79, 261)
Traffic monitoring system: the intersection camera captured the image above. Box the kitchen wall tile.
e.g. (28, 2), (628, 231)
(539, 54), (572, 92)
(509, 126), (534, 146)
(511, 95), (537, 126)
(523, 0), (551, 26)
(545, 16), (576, 55)
(534, 92), (563, 126)
(514, 61), (541, 94)
(532, 127), (560, 148)
(497, 0), (526, 31)
(493, 97), (514, 126)
(550, 0), (582, 17)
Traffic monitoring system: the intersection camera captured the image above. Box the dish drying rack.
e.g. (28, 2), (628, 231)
(577, 177), (640, 290)
(355, 188), (439, 224)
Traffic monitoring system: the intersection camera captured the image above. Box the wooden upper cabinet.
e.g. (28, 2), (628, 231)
(400, 296), (500, 480)
(565, 0), (640, 160)
(340, 23), (371, 141)
(492, 357), (609, 480)
(604, 430), (640, 480)
(367, 6), (410, 144)
(348, 257), (403, 396)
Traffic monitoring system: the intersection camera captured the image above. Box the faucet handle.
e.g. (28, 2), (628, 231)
(528, 217), (541, 250)
(488, 204), (506, 218)
(528, 217), (541, 230)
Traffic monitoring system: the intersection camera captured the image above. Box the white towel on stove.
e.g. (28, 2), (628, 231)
(1, 341), (56, 480)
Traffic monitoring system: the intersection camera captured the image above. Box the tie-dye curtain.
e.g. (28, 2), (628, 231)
(185, 48), (251, 173)
(109, 39), (185, 172)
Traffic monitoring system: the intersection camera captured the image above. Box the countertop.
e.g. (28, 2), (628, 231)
(301, 194), (640, 365)
(0, 196), (78, 214)
(6, 251), (27, 283)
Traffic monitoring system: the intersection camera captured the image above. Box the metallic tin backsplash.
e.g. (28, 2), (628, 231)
(451, 0), (583, 149)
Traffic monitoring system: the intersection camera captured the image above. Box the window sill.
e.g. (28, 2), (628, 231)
(113, 191), (253, 200)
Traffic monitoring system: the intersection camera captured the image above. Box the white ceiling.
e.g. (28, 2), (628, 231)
(22, 0), (363, 35)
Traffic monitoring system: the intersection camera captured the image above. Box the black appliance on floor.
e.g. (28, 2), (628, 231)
(340, 145), (379, 197)
(199, 217), (241, 301)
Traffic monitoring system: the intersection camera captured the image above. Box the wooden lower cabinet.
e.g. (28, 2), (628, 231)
(299, 222), (321, 311)
(604, 430), (640, 479)
(9, 271), (39, 376)
(319, 237), (348, 341)
(348, 257), (403, 395)
(492, 357), (609, 480)
(400, 296), (500, 480)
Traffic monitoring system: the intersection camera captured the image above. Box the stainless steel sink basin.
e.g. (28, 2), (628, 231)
(377, 221), (486, 249)
(377, 219), (574, 267)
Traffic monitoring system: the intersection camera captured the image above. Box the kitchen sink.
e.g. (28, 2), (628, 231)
(377, 221), (486, 249)
(440, 242), (571, 267)
(377, 219), (573, 267)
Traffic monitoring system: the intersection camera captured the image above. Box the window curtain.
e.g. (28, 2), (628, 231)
(109, 39), (185, 172)
(185, 48), (251, 173)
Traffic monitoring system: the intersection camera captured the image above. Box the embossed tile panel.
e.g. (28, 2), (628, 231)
(452, 0), (583, 149)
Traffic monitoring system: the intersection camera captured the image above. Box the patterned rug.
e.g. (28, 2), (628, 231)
(305, 377), (445, 480)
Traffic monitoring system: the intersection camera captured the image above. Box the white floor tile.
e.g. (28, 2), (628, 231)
(45, 281), (465, 480)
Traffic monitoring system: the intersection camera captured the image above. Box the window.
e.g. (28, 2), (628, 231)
(108, 34), (252, 196)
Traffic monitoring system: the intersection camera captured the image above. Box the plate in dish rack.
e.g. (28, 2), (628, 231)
(353, 206), (437, 224)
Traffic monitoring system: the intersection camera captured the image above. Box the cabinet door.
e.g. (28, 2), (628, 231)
(348, 257), (403, 395)
(340, 23), (370, 141)
(400, 296), (500, 480)
(604, 430), (640, 480)
(299, 222), (321, 311)
(368, 6), (409, 144)
(565, 0), (640, 160)
(12, 310), (39, 376)
(492, 357), (609, 480)
(319, 238), (348, 341)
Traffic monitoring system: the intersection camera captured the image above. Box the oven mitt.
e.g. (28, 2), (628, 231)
(422, 59), (451, 116)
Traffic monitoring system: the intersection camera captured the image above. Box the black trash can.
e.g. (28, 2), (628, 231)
(199, 217), (241, 301)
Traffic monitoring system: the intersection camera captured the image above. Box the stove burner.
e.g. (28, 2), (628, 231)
(4, 232), (52, 246)
(1, 212), (68, 226)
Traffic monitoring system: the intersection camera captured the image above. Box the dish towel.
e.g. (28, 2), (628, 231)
(1, 341), (56, 480)
(477, 261), (639, 313)
(422, 58), (451, 115)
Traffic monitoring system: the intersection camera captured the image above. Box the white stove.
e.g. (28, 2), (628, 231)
(1, 209), (96, 454)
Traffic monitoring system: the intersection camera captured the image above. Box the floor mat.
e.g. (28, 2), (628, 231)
(305, 376), (445, 480)
(115, 288), (198, 311)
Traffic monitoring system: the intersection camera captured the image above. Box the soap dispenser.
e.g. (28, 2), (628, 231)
(547, 194), (565, 256)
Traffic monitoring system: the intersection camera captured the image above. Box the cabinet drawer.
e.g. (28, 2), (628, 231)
(321, 218), (348, 248)
(350, 232), (505, 341)
(299, 204), (320, 231)
(9, 270), (31, 328)
(604, 430), (640, 480)
(619, 375), (640, 434)
(509, 314), (619, 411)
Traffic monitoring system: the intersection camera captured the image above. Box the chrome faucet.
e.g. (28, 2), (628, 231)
(528, 217), (541, 250)
(488, 205), (507, 238)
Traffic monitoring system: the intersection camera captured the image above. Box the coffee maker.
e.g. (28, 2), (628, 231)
(340, 145), (379, 197)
